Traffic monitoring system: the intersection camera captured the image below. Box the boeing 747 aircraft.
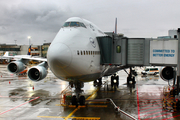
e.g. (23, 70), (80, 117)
(6, 17), (173, 105)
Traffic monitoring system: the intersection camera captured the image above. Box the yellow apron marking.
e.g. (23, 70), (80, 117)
(65, 107), (80, 120)
(86, 88), (99, 100)
(64, 88), (100, 120)
(88, 105), (107, 107)
(43, 88), (101, 120)
(69, 117), (100, 120)
(38, 116), (100, 120)
(56, 104), (107, 108)
(88, 101), (109, 104)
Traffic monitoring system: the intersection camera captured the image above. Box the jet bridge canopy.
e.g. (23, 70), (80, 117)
(97, 36), (112, 64)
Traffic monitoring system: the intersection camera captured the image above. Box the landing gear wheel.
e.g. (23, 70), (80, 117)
(94, 80), (98, 86)
(111, 76), (114, 88)
(127, 76), (135, 84)
(79, 96), (85, 105)
(111, 74), (119, 89)
(93, 78), (102, 87)
(71, 95), (77, 105)
(116, 76), (119, 88)
(127, 76), (130, 85)
(69, 81), (74, 88)
(98, 78), (102, 86)
(132, 77), (136, 84)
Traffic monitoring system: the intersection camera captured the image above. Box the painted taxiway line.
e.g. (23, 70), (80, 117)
(38, 116), (100, 119)
(0, 97), (39, 115)
(56, 104), (107, 108)
(86, 88), (99, 100)
(136, 85), (141, 120)
(0, 95), (37, 99)
(65, 107), (80, 120)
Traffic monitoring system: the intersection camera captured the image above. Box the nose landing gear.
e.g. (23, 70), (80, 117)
(69, 81), (86, 106)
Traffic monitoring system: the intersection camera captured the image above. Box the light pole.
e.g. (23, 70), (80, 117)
(28, 36), (31, 46)
(14, 40), (17, 44)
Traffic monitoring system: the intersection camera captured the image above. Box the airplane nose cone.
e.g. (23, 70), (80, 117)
(47, 43), (72, 69)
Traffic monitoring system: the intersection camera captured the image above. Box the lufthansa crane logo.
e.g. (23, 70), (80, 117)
(89, 37), (96, 48)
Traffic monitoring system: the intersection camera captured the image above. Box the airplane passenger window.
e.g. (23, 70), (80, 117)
(84, 51), (85, 55)
(81, 51), (82, 55)
(77, 51), (79, 55)
(86, 51), (88, 55)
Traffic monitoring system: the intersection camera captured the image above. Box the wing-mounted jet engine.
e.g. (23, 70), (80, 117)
(160, 66), (174, 81)
(28, 61), (48, 81)
(7, 59), (28, 73)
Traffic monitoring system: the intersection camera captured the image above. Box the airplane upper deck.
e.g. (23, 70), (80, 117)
(62, 17), (106, 37)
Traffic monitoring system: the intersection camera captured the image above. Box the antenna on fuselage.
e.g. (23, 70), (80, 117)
(115, 18), (117, 35)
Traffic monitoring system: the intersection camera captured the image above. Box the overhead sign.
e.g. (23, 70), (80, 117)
(150, 40), (178, 64)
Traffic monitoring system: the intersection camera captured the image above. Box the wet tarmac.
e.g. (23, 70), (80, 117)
(0, 64), (180, 120)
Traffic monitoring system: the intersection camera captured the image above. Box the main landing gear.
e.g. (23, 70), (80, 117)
(69, 81), (85, 106)
(93, 78), (102, 87)
(126, 67), (136, 85)
(111, 74), (119, 89)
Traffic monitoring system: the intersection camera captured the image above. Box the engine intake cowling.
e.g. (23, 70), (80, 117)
(28, 66), (47, 81)
(160, 66), (174, 81)
(8, 61), (26, 73)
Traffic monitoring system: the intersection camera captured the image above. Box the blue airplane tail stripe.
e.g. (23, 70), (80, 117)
(27, 45), (31, 55)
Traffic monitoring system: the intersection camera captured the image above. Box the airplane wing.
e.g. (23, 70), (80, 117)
(2, 51), (47, 61)
(21, 56), (47, 62)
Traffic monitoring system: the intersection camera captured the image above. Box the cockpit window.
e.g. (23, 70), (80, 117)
(70, 22), (80, 27)
(63, 22), (86, 28)
(63, 22), (70, 27)
(80, 23), (86, 28)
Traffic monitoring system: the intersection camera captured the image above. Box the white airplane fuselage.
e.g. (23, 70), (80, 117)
(47, 17), (107, 82)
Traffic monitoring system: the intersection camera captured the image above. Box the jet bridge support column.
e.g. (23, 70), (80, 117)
(177, 28), (180, 95)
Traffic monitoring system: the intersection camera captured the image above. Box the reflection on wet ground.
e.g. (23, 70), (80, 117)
(0, 64), (180, 119)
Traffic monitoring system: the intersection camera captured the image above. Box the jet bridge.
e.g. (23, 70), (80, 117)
(97, 32), (178, 67)
(97, 29), (180, 111)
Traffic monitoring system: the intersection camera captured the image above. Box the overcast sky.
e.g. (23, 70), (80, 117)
(0, 0), (180, 45)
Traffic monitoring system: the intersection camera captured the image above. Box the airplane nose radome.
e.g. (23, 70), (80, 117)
(47, 43), (72, 69)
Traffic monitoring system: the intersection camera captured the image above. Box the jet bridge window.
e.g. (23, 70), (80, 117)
(116, 45), (121, 53)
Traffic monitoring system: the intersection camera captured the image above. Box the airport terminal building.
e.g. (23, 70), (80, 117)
(0, 43), (50, 58)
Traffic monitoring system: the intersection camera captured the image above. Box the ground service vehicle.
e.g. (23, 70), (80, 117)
(141, 67), (159, 75)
